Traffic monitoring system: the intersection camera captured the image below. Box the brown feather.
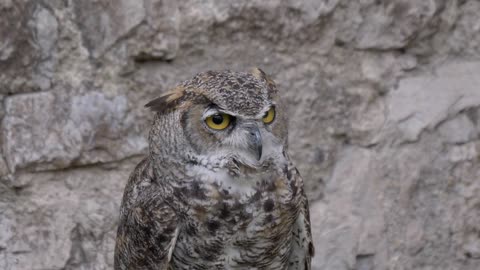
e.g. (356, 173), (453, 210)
(145, 86), (185, 113)
(250, 67), (277, 94)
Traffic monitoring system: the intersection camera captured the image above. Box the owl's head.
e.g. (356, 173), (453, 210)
(146, 68), (288, 169)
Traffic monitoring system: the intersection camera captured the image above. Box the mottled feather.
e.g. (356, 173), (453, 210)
(115, 69), (313, 270)
(114, 159), (179, 270)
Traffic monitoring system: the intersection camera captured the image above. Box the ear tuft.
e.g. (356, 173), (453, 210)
(145, 86), (185, 113)
(250, 67), (268, 80)
(250, 67), (277, 92)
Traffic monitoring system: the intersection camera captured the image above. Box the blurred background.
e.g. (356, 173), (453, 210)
(1, 0), (480, 269)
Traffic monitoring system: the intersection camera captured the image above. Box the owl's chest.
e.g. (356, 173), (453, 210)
(187, 177), (298, 231)
(178, 166), (301, 228)
(169, 168), (302, 268)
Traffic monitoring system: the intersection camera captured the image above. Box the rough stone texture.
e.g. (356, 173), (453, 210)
(3, 90), (147, 173)
(0, 1), (479, 269)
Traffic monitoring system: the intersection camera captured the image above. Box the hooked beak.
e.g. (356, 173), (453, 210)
(244, 124), (262, 161)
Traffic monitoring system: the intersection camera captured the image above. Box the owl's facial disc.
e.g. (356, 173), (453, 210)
(198, 105), (282, 168)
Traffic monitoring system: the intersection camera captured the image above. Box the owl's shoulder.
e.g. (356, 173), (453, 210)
(115, 158), (179, 269)
(119, 158), (157, 210)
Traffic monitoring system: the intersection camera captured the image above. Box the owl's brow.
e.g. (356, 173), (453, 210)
(203, 104), (234, 117)
(257, 103), (275, 118)
(203, 105), (221, 117)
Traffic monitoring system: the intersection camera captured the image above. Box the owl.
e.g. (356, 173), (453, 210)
(114, 68), (314, 270)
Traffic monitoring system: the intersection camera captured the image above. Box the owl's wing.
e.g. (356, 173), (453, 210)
(114, 159), (179, 270)
(288, 169), (315, 270)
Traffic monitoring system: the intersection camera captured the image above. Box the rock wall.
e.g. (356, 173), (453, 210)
(1, 1), (480, 269)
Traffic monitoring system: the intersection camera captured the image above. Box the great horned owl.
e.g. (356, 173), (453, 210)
(114, 68), (314, 270)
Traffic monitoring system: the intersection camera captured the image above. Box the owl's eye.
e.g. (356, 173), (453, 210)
(262, 107), (275, 124)
(205, 113), (231, 130)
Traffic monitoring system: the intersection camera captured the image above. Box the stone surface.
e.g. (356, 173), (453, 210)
(0, 159), (136, 270)
(0, 0), (480, 269)
(385, 61), (480, 143)
(3, 90), (147, 173)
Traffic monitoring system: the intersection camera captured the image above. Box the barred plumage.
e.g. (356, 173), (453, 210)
(114, 69), (314, 269)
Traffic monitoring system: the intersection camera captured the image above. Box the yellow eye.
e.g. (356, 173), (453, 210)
(262, 107), (275, 124)
(205, 113), (231, 130)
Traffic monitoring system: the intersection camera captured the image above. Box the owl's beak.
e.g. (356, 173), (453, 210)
(245, 124), (262, 161)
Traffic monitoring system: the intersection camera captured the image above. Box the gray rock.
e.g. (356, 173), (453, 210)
(0, 206), (15, 250)
(0, 159), (134, 270)
(1, 1), (480, 269)
(385, 61), (480, 143)
(355, 1), (439, 50)
(3, 91), (147, 173)
(438, 114), (478, 144)
(73, 0), (145, 58)
(0, 1), (41, 95)
(310, 147), (387, 270)
(0, 154), (9, 178)
(447, 141), (479, 163)
(32, 5), (58, 59)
